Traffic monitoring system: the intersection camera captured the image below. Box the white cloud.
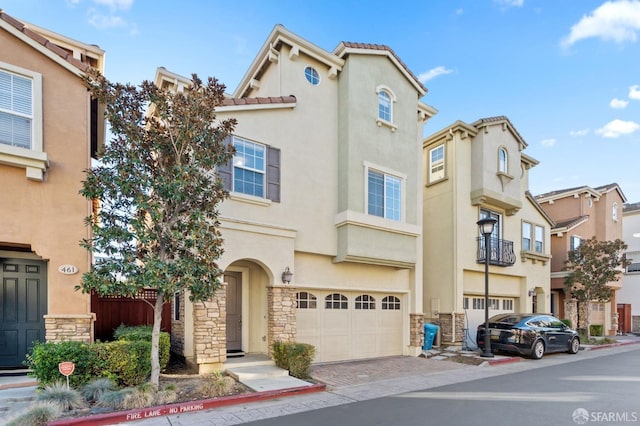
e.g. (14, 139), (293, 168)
(494, 0), (524, 7)
(561, 0), (640, 48)
(569, 128), (590, 137)
(610, 98), (629, 109)
(455, 8), (464, 15)
(541, 138), (557, 147)
(595, 119), (640, 138)
(88, 11), (127, 29)
(418, 66), (454, 83)
(630, 84), (640, 99)
(92, 0), (133, 10)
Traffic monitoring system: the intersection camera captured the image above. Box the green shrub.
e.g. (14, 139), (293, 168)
(25, 341), (102, 388)
(6, 401), (62, 426)
(114, 325), (170, 370)
(95, 388), (136, 410)
(36, 381), (87, 411)
(198, 371), (236, 397)
(272, 341), (315, 379)
(81, 378), (117, 402)
(96, 340), (153, 387)
(590, 324), (604, 337)
(561, 319), (572, 328)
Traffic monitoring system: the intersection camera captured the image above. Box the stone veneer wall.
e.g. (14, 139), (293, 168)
(267, 286), (296, 356)
(171, 290), (185, 356)
(192, 284), (227, 368)
(431, 312), (464, 344)
(44, 314), (93, 342)
(410, 313), (424, 349)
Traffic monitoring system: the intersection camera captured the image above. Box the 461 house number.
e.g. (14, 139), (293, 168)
(58, 264), (79, 275)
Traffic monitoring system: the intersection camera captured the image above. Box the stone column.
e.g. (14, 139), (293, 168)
(192, 284), (226, 373)
(409, 313), (424, 352)
(267, 286), (296, 357)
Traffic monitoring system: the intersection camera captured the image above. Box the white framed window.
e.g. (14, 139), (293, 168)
(489, 298), (500, 310)
(503, 299), (513, 310)
(0, 62), (45, 180)
(570, 236), (582, 251)
(472, 298), (485, 310)
(626, 251), (640, 273)
(366, 163), (405, 222)
(304, 66), (320, 85)
(429, 145), (445, 182)
(378, 90), (391, 122)
(498, 147), (508, 173)
(523, 221), (544, 253)
(480, 209), (502, 240)
(375, 85), (396, 128)
(355, 294), (376, 310)
(233, 136), (266, 197)
(381, 295), (401, 310)
(325, 293), (348, 310)
(613, 202), (618, 221)
(522, 222), (532, 251)
(463, 297), (469, 310)
(296, 291), (317, 309)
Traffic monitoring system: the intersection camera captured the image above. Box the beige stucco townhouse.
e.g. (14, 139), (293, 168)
(618, 202), (640, 333)
(422, 117), (553, 348)
(156, 25), (437, 372)
(536, 183), (627, 335)
(0, 10), (104, 367)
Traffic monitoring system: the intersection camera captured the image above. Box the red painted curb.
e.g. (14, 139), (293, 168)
(587, 340), (639, 351)
(487, 357), (520, 366)
(48, 383), (326, 426)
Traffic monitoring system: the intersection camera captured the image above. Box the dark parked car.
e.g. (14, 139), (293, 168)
(476, 313), (580, 359)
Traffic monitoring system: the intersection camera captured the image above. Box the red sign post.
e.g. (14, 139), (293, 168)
(58, 361), (75, 389)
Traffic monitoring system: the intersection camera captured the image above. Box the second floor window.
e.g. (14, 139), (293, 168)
(522, 222), (544, 253)
(378, 90), (392, 122)
(613, 202), (619, 221)
(429, 145), (445, 182)
(570, 236), (582, 251)
(498, 147), (508, 173)
(0, 69), (33, 149)
(218, 135), (281, 202)
(368, 169), (402, 221)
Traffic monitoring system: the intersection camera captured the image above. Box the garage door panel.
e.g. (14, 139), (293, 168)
(296, 291), (404, 362)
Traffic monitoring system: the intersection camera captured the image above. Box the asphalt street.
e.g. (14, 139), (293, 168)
(242, 348), (640, 426)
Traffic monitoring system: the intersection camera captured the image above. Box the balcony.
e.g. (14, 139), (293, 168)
(476, 237), (516, 267)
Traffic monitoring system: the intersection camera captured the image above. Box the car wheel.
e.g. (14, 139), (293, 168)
(568, 337), (580, 354)
(531, 340), (545, 359)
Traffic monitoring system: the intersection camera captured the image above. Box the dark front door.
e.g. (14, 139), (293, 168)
(225, 272), (242, 352)
(0, 258), (47, 368)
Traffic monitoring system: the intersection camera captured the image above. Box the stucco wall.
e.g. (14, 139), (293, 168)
(0, 29), (92, 316)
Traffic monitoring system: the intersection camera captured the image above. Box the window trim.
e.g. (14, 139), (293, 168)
(304, 66), (320, 86)
(570, 235), (583, 251)
(381, 295), (401, 310)
(375, 85), (397, 131)
(0, 61), (46, 181)
(613, 202), (619, 222)
(428, 144), (445, 184)
(364, 161), (406, 222)
(498, 147), (508, 174)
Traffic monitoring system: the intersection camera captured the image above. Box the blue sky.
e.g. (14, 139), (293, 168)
(4, 0), (640, 201)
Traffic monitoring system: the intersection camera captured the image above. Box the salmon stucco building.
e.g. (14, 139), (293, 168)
(0, 10), (105, 367)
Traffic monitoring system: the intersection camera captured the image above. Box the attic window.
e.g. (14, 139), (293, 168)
(304, 66), (320, 85)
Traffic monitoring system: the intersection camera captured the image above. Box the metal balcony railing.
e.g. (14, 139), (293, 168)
(476, 237), (516, 267)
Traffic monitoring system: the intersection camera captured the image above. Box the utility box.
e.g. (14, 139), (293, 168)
(423, 323), (439, 350)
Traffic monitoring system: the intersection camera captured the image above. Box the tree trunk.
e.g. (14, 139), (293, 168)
(585, 299), (592, 341)
(150, 292), (164, 387)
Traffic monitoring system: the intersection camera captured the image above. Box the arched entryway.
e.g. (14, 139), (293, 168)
(224, 260), (271, 356)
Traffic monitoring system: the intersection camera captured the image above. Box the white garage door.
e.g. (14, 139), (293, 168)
(464, 296), (515, 349)
(296, 291), (404, 362)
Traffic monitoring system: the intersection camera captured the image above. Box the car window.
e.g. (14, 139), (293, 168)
(547, 316), (566, 329)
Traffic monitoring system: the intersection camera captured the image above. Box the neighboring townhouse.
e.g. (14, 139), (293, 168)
(617, 202), (640, 333)
(422, 116), (553, 348)
(535, 183), (626, 335)
(155, 25), (437, 372)
(0, 11), (104, 367)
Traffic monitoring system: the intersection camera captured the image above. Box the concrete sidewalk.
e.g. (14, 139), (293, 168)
(3, 336), (639, 425)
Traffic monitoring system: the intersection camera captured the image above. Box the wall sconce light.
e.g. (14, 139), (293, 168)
(528, 288), (536, 297)
(281, 267), (293, 284)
